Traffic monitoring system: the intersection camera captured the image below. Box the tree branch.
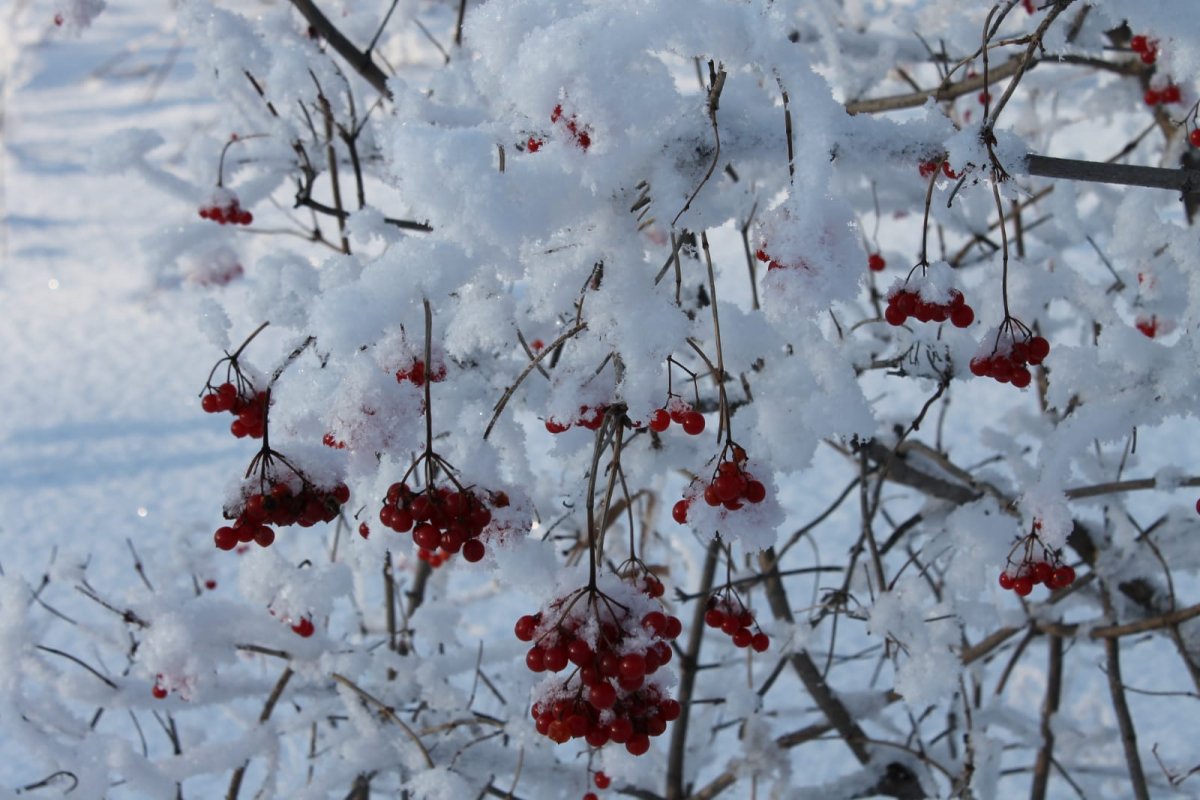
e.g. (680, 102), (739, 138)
(289, 0), (392, 99)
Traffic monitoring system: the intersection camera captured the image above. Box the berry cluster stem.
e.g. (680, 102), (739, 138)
(700, 231), (732, 442)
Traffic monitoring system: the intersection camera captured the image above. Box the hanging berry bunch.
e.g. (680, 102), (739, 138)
(545, 404), (609, 434)
(704, 583), (770, 652)
(199, 187), (253, 225)
(213, 449), (349, 551)
(379, 299), (525, 566)
(968, 319), (1049, 389)
(199, 322), (271, 439)
(648, 358), (707, 436)
(377, 475), (510, 566)
(197, 134), (260, 225)
(997, 521), (1077, 596)
(516, 575), (682, 756)
(883, 266), (975, 330)
(672, 443), (767, 524)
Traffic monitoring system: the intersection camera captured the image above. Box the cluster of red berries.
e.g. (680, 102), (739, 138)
(201, 383), (269, 439)
(213, 480), (350, 551)
(551, 104), (591, 150)
(999, 560), (1076, 596)
(526, 104), (593, 152)
(673, 447), (766, 522)
(1144, 84), (1182, 106)
(704, 595), (770, 652)
(968, 332), (1049, 389)
(291, 616), (315, 637)
(884, 287), (975, 328)
(1135, 314), (1161, 338)
(395, 358), (446, 387)
(517, 587), (682, 755)
(868, 253), (886, 272)
(918, 159), (959, 180)
(546, 405), (608, 434)
(198, 191), (253, 225)
(648, 399), (705, 436)
(754, 247), (788, 271)
(1130, 34), (1158, 65)
(377, 482), (506, 565)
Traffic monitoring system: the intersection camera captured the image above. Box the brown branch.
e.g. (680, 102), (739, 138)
(1103, 636), (1150, 800)
(227, 667), (294, 800)
(288, 0), (392, 99)
(1025, 154), (1200, 195)
(665, 539), (720, 800)
(1030, 636), (1063, 800)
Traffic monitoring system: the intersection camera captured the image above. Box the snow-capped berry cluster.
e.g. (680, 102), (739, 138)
(545, 405), (609, 434)
(517, 583), (682, 755)
(968, 327), (1049, 389)
(377, 481), (506, 565)
(885, 287), (974, 328)
(998, 560), (1076, 596)
(395, 357), (446, 387)
(1135, 314), (1163, 338)
(704, 594), (770, 652)
(198, 189), (253, 225)
(672, 447), (766, 523)
(551, 104), (592, 150)
(1130, 33), (1158, 65)
(1144, 84), (1182, 107)
(213, 479), (349, 551)
(998, 524), (1077, 596)
(647, 398), (705, 436)
(290, 616), (315, 637)
(200, 382), (269, 439)
(918, 158), (959, 179)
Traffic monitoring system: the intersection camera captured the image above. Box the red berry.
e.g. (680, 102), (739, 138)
(544, 646), (569, 672)
(744, 480), (766, 503)
(584, 794), (599, 800)
(1052, 565), (1076, 588)
(1130, 35), (1149, 53)
(526, 137), (542, 153)
(462, 539), (486, 562)
(1012, 577), (1034, 597)
(681, 411), (705, 435)
(713, 473), (741, 502)
(950, 305), (974, 328)
(1162, 85), (1181, 104)
(594, 772), (611, 790)
(884, 305), (907, 326)
(868, 253), (886, 272)
(998, 572), (1014, 590)
(526, 647), (546, 672)
(672, 499), (689, 524)
(625, 733), (651, 756)
(214, 527), (238, 550)
(588, 681), (616, 709)
(750, 632), (770, 652)
(1027, 336), (1050, 363)
(705, 608), (726, 628)
(152, 684), (168, 699)
(1144, 89), (1161, 107)
(545, 418), (570, 434)
(514, 615), (538, 641)
(1140, 49), (1157, 65)
(1031, 562), (1053, 585)
(292, 617), (315, 637)
(1190, 129), (1200, 148)
(649, 408), (671, 432)
(619, 653), (647, 680)
(664, 615), (683, 639)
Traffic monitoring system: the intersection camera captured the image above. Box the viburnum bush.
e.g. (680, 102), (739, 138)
(14, 0), (1200, 798)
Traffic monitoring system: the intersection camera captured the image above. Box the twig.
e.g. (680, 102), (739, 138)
(288, 0), (392, 98)
(665, 539), (720, 800)
(1103, 635), (1150, 800)
(1030, 636), (1063, 800)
